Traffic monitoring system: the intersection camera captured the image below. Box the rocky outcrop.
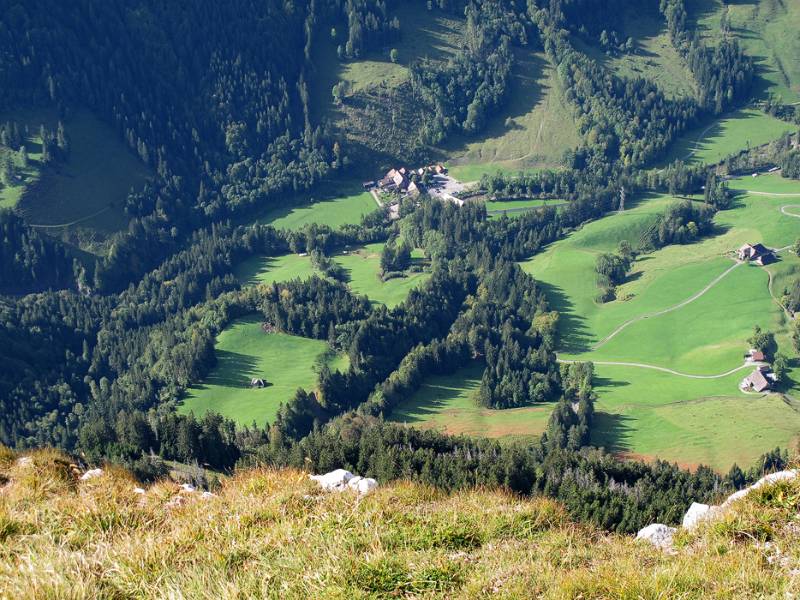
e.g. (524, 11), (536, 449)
(682, 502), (720, 530)
(637, 470), (798, 549)
(635, 524), (676, 549)
(309, 469), (379, 495)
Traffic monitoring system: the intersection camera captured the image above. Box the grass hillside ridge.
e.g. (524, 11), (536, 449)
(1, 446), (799, 598)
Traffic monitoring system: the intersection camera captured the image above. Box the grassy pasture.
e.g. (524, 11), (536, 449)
(521, 180), (800, 469)
(254, 183), (376, 231)
(662, 108), (795, 166)
(591, 364), (800, 472)
(388, 362), (554, 439)
(180, 315), (348, 426)
(485, 198), (566, 218)
(689, 0), (800, 102)
(234, 244), (429, 308)
(234, 253), (317, 287)
(443, 49), (580, 175)
(572, 3), (695, 100)
(332, 243), (430, 308)
(0, 108), (151, 252)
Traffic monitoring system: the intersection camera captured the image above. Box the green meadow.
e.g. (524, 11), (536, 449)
(1, 108), (151, 252)
(255, 184), (376, 231)
(180, 315), (348, 426)
(234, 253), (317, 287)
(234, 243), (430, 308)
(485, 198), (566, 217)
(663, 108), (795, 166)
(388, 362), (554, 439)
(590, 364), (800, 472)
(332, 243), (431, 308)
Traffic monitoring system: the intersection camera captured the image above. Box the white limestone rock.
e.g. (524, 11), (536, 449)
(722, 470), (797, 508)
(310, 470), (378, 494)
(349, 476), (378, 495)
(636, 524), (676, 549)
(80, 468), (103, 481)
(309, 469), (354, 492)
(179, 483), (196, 493)
(682, 502), (720, 530)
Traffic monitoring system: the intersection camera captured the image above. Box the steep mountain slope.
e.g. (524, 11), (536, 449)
(1, 447), (799, 598)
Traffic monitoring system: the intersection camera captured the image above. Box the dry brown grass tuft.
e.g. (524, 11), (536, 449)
(0, 448), (797, 598)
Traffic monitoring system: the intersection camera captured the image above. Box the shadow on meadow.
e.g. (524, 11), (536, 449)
(202, 349), (262, 389)
(536, 280), (593, 354)
(589, 410), (637, 455)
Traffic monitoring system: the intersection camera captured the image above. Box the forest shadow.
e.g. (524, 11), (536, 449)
(203, 350), (262, 389)
(589, 411), (637, 454)
(536, 280), (593, 354)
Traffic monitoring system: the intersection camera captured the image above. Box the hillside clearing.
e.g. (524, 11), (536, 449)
(180, 316), (348, 426)
(689, 0), (800, 102)
(389, 362), (554, 439)
(254, 184), (375, 231)
(1, 108), (151, 253)
(332, 243), (431, 308)
(662, 108), (795, 166)
(442, 49), (580, 174)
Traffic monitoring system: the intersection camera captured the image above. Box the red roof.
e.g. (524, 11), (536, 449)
(751, 350), (765, 362)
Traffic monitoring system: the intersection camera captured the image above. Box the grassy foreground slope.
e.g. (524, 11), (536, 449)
(1, 447), (800, 598)
(180, 316), (348, 427)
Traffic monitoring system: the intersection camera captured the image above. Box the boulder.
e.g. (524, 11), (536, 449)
(347, 476), (378, 495)
(133, 487), (146, 495)
(310, 470), (378, 494)
(309, 469), (354, 492)
(355, 478), (378, 495)
(750, 470), (797, 490)
(722, 470), (797, 508)
(179, 483), (196, 493)
(682, 502), (719, 530)
(636, 524), (676, 549)
(80, 468), (103, 481)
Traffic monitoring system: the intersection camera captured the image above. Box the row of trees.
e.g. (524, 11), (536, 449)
(249, 412), (790, 533)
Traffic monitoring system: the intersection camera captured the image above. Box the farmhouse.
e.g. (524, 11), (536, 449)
(746, 349), (766, 362)
(740, 367), (771, 393)
(737, 243), (774, 266)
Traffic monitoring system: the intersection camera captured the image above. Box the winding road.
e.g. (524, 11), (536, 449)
(27, 205), (112, 229)
(590, 260), (743, 351)
(557, 359), (759, 380)
(564, 198), (800, 379)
